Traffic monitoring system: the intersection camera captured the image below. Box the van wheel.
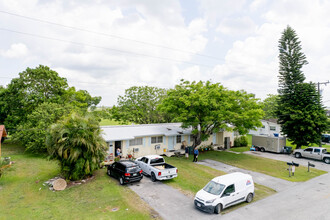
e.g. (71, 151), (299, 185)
(324, 157), (330, 164)
(246, 193), (253, 203)
(214, 203), (222, 214)
(295, 153), (302, 158)
(151, 172), (157, 182)
(107, 169), (111, 176)
(260, 148), (265, 152)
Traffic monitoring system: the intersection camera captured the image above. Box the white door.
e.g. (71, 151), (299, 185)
(168, 136), (175, 150)
(312, 148), (322, 160)
(302, 148), (313, 158)
(221, 184), (242, 208)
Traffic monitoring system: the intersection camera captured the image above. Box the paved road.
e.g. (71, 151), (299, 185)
(219, 151), (330, 220)
(198, 159), (297, 192)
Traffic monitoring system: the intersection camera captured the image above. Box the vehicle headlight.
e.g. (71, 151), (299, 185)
(206, 198), (215, 204)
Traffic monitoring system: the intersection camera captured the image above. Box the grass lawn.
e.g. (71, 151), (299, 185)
(230, 134), (330, 152)
(0, 141), (157, 220)
(99, 119), (122, 126)
(230, 134), (252, 153)
(197, 151), (326, 182)
(163, 156), (276, 214)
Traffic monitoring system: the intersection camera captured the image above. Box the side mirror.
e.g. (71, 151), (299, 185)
(221, 192), (230, 197)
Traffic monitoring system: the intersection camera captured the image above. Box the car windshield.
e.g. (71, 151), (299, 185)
(126, 166), (140, 173)
(203, 181), (225, 196)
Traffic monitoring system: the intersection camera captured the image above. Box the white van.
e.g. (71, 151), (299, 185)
(194, 172), (254, 214)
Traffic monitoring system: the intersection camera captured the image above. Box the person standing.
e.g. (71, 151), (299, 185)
(185, 145), (189, 159)
(193, 147), (199, 162)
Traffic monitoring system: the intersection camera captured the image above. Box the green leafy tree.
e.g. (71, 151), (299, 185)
(112, 86), (170, 124)
(14, 103), (73, 154)
(262, 94), (279, 119)
(46, 113), (107, 180)
(61, 87), (101, 111)
(277, 26), (328, 148)
(159, 80), (264, 147)
(1, 65), (68, 129)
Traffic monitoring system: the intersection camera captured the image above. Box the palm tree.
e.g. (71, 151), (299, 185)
(46, 113), (107, 180)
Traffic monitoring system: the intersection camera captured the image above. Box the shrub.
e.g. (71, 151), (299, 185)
(234, 136), (248, 147)
(239, 136), (248, 147)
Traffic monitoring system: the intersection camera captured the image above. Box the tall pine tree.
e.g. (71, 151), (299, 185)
(277, 26), (327, 149)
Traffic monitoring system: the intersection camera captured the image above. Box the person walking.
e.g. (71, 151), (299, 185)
(193, 147), (199, 162)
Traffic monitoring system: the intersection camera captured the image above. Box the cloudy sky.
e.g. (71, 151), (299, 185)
(0, 0), (329, 107)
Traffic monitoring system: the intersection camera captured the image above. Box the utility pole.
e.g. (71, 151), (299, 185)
(317, 80), (329, 147)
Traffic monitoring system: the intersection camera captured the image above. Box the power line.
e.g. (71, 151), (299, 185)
(0, 10), (220, 61)
(0, 10), (279, 73)
(0, 27), (216, 69)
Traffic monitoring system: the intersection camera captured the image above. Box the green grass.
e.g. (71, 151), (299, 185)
(286, 139), (330, 151)
(99, 119), (122, 126)
(230, 134), (252, 153)
(198, 151), (326, 182)
(0, 141), (156, 220)
(230, 134), (330, 152)
(163, 156), (276, 214)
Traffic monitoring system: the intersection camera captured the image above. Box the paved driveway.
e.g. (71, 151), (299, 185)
(128, 153), (330, 220)
(128, 176), (214, 220)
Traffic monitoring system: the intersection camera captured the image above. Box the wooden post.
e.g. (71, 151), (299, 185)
(0, 125), (8, 159)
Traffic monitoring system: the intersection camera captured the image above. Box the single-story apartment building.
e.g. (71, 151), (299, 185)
(101, 123), (234, 162)
(249, 119), (282, 137)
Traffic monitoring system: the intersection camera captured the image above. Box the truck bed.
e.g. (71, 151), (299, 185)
(151, 163), (175, 170)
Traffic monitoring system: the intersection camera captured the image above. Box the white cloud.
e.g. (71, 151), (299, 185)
(216, 16), (257, 36)
(0, 43), (28, 58)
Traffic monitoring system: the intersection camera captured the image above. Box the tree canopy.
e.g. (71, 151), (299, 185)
(0, 65), (102, 154)
(159, 80), (264, 147)
(111, 86), (170, 124)
(262, 94), (279, 119)
(277, 26), (328, 148)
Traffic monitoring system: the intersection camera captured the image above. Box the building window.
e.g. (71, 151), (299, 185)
(129, 138), (143, 146)
(176, 135), (182, 143)
(151, 136), (163, 144)
(270, 126), (276, 131)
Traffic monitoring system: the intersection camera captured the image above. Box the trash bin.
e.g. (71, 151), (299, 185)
(283, 146), (292, 154)
(188, 146), (193, 155)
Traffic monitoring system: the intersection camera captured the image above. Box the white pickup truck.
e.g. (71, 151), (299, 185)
(136, 155), (178, 182)
(293, 147), (330, 164)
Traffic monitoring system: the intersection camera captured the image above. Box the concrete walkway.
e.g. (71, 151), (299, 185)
(197, 159), (297, 192)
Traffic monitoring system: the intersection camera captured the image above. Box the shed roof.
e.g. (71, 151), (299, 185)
(101, 123), (191, 142)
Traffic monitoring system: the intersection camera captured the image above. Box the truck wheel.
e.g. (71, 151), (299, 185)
(214, 203), (222, 214)
(119, 177), (124, 185)
(107, 169), (111, 176)
(246, 193), (253, 203)
(151, 172), (157, 182)
(324, 157), (330, 164)
(260, 148), (265, 152)
(295, 153), (302, 158)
